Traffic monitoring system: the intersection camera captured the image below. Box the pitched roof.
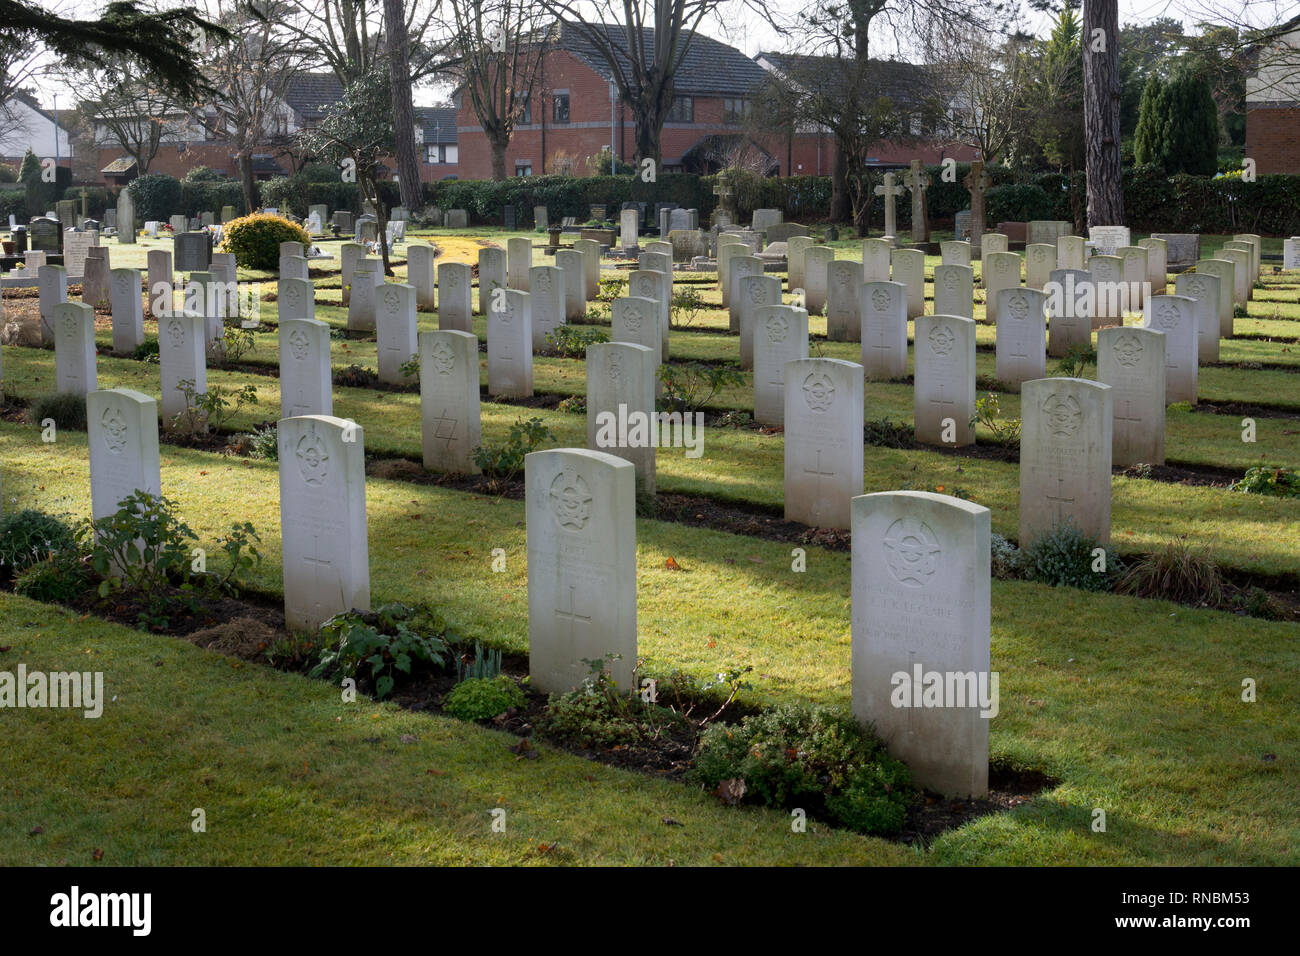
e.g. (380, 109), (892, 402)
(283, 73), (345, 121)
(101, 157), (138, 174)
(416, 106), (458, 143)
(758, 52), (945, 106)
(555, 21), (768, 97)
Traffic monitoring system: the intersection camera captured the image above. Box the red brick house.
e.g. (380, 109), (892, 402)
(1245, 20), (1300, 175)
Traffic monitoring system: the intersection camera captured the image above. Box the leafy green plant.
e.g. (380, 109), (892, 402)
(89, 491), (199, 624)
(170, 380), (259, 435)
(1231, 466), (1300, 498)
(398, 355), (420, 381)
(1116, 537), (1224, 606)
(220, 212), (311, 270)
(13, 548), (90, 604)
(658, 362), (745, 414)
(132, 339), (160, 363)
(693, 703), (914, 836)
(472, 416), (554, 485)
(240, 423), (279, 460)
(864, 418), (914, 448)
(0, 509), (78, 577)
(1020, 520), (1120, 592)
(670, 286), (705, 328)
(597, 276), (627, 303)
(1232, 303), (1249, 318)
(990, 532), (1022, 580)
(443, 675), (525, 721)
(538, 654), (683, 748)
(310, 603), (449, 700)
(1055, 343), (1097, 378)
(970, 391), (1021, 447)
(333, 364), (379, 388)
(28, 392), (87, 431)
(716, 409), (752, 428)
(545, 324), (608, 357)
(456, 641), (503, 682)
(216, 325), (255, 366)
(209, 522), (263, 596)
(556, 395), (587, 415)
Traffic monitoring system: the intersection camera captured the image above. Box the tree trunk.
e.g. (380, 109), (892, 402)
(1083, 0), (1124, 226)
(367, 176), (392, 276)
(384, 0), (423, 213)
(239, 151), (259, 216)
(829, 139), (851, 223)
(489, 133), (508, 182)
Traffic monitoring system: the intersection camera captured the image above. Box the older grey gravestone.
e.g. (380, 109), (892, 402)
(420, 329), (481, 474)
(1152, 233), (1199, 270)
(332, 210), (355, 233)
(174, 232), (210, 272)
(825, 260), (861, 342)
(87, 388), (161, 520)
(754, 305), (809, 425)
(116, 190), (136, 245)
(995, 288), (1047, 389)
(56, 199), (77, 229)
(556, 249), (587, 321)
(277, 415), (370, 632)
(1028, 220), (1071, 245)
(82, 246), (111, 310)
(478, 246), (507, 315)
(874, 172), (905, 242)
(1019, 377), (1113, 548)
(221, 205), (237, 224)
(55, 302), (97, 395)
(407, 243), (436, 309)
(347, 258), (380, 332)
(533, 205), (548, 231)
(507, 237), (532, 291)
(784, 358), (864, 529)
(860, 280), (907, 380)
(1174, 271), (1221, 365)
(1097, 326), (1165, 467)
(587, 342), (657, 495)
(915, 315), (976, 447)
(158, 311), (207, 428)
(308, 204), (329, 230)
(487, 288), (533, 399)
(862, 239), (891, 283)
(279, 317), (333, 418)
(891, 247), (925, 319)
(437, 262), (473, 332)
(109, 268), (144, 354)
(63, 231), (94, 279)
(355, 216), (378, 245)
(529, 265), (564, 350)
(147, 250), (173, 318)
(736, 274), (782, 370)
(1142, 293), (1198, 405)
(280, 240), (304, 260)
(38, 264), (67, 346)
(851, 490), (992, 797)
(376, 283), (418, 385)
(29, 216), (62, 254)
(933, 264), (974, 320)
(169, 215), (188, 235)
(982, 252), (1021, 322)
(525, 447), (637, 695)
(620, 209), (641, 252)
(1045, 269), (1093, 358)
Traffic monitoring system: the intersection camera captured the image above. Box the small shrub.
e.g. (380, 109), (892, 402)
(472, 416), (554, 484)
(864, 418), (913, 448)
(333, 364), (379, 388)
(1233, 587), (1287, 621)
(443, 675), (525, 721)
(127, 173), (183, 223)
(670, 286), (705, 328)
(1116, 537), (1224, 606)
(546, 324), (608, 357)
(990, 532), (1022, 579)
(0, 510), (78, 577)
(1055, 343), (1097, 378)
(556, 395), (587, 415)
(14, 549), (90, 604)
(597, 276), (627, 303)
(247, 423), (279, 460)
(89, 491), (199, 624)
(1232, 303), (1249, 318)
(132, 339), (160, 363)
(716, 409), (752, 428)
(693, 703), (914, 836)
(970, 392), (1021, 447)
(310, 602), (450, 700)
(538, 654), (684, 748)
(1020, 520), (1119, 592)
(220, 213), (312, 270)
(28, 392), (87, 431)
(216, 325), (255, 366)
(659, 362), (745, 414)
(1231, 465), (1300, 498)
(171, 380), (259, 434)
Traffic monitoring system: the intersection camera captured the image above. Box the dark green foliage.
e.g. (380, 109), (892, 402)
(456, 641), (502, 682)
(442, 675), (525, 721)
(1020, 520), (1120, 592)
(29, 392), (87, 431)
(131, 339), (160, 363)
(310, 603), (449, 700)
(333, 364), (379, 388)
(127, 173), (183, 223)
(693, 704), (914, 835)
(545, 324), (608, 357)
(472, 417), (554, 483)
(658, 363), (745, 414)
(1055, 343), (1097, 377)
(0, 510), (77, 576)
(538, 658), (684, 749)
(986, 183), (1054, 224)
(14, 548), (90, 604)
(863, 418), (914, 448)
(1134, 70), (1219, 176)
(1231, 466), (1300, 498)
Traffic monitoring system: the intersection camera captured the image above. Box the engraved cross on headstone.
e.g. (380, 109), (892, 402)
(803, 448), (837, 518)
(1045, 476), (1076, 526)
(874, 172), (906, 243)
(1115, 399), (1143, 426)
(302, 534), (337, 618)
(931, 383), (956, 416)
(554, 583), (592, 640)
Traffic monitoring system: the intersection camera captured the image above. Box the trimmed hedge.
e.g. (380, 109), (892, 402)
(1123, 165), (1300, 235)
(422, 174), (713, 226)
(128, 173), (183, 223)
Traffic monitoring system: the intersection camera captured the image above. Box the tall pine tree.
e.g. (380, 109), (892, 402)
(1133, 68), (1219, 175)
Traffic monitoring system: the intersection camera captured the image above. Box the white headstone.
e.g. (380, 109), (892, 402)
(279, 255), (309, 282)
(525, 447), (637, 694)
(87, 388), (161, 520)
(420, 329), (481, 473)
(279, 318), (332, 418)
(753, 304), (810, 425)
(933, 264), (974, 320)
(116, 189), (136, 244)
(437, 262), (473, 332)
(1141, 294), (1198, 405)
(980, 233), (1008, 256)
(716, 239), (745, 308)
(860, 280), (908, 380)
(347, 258), (379, 331)
(994, 287), (1047, 388)
(277, 276), (315, 323)
(736, 274), (782, 369)
(783, 358), (864, 529)
(825, 259), (861, 342)
(940, 240), (971, 268)
(507, 237), (532, 291)
(109, 268), (144, 354)
(611, 296), (663, 394)
(628, 268), (670, 361)
(587, 342), (657, 494)
(982, 252), (1021, 323)
(801, 246), (834, 318)
(38, 264), (67, 346)
(278, 415), (370, 632)
(862, 238), (892, 282)
(487, 289), (533, 399)
(1087, 255), (1126, 327)
(407, 243), (436, 309)
(339, 242), (366, 307)
(147, 250), (173, 318)
(728, 255), (763, 333)
(787, 235), (814, 291)
(376, 283), (419, 385)
(478, 246), (507, 315)
(1194, 258), (1235, 338)
(1056, 235), (1086, 272)
(1218, 247), (1250, 307)
(620, 208), (640, 251)
(1174, 271), (1220, 365)
(1045, 269), (1092, 358)
(55, 302), (97, 395)
(1097, 326), (1165, 467)
(1283, 237), (1300, 270)
(1088, 226), (1130, 257)
(529, 265), (564, 351)
(915, 315), (976, 447)
(574, 238), (601, 300)
(158, 311), (207, 427)
(1117, 246), (1148, 308)
(1024, 243), (1057, 291)
(556, 249), (587, 321)
(891, 248), (925, 319)
(1138, 236), (1167, 295)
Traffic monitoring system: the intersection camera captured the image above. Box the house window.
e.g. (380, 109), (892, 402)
(553, 93), (570, 124)
(667, 96), (693, 123)
(723, 98), (749, 125)
(426, 144), (440, 164)
(515, 162), (533, 177)
(518, 93), (531, 125)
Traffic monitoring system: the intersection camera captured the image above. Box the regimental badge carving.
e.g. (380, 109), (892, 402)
(1185, 278), (1206, 299)
(607, 352), (623, 387)
(430, 339), (455, 374)
(1007, 292), (1029, 321)
(1042, 393), (1083, 438)
(383, 287), (400, 312)
(1112, 333), (1144, 367)
(535, 272), (551, 293)
(765, 313), (789, 343)
(166, 318), (185, 348)
(623, 307), (643, 334)
(871, 288), (890, 312)
(929, 323), (955, 355)
(942, 270), (958, 295)
(289, 327), (310, 360)
(284, 283), (301, 309)
(1154, 302), (1180, 330)
(1032, 247), (1046, 262)
(802, 370), (835, 411)
(749, 282), (766, 305)
(996, 258), (1012, 276)
(295, 425), (330, 485)
(882, 517), (941, 588)
(550, 469), (591, 531)
(445, 269), (460, 288)
(101, 407), (128, 454)
(60, 310), (78, 337)
(636, 276), (654, 298)
(116, 275), (129, 296)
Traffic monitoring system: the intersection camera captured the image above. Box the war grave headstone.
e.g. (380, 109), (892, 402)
(525, 448), (637, 694)
(860, 280), (908, 380)
(508, 237), (532, 291)
(787, 235), (815, 291)
(628, 267), (670, 362)
(915, 315), (976, 447)
(586, 342), (657, 495)
(825, 260), (862, 342)
(862, 238), (893, 283)
(1142, 293), (1198, 405)
(940, 240), (970, 267)
(754, 304), (809, 425)
(478, 246), (507, 315)
(347, 258), (380, 331)
(88, 388), (161, 521)
(109, 268), (144, 354)
(1087, 255), (1126, 327)
(1138, 237), (1167, 295)
(376, 283), (419, 385)
(407, 243), (436, 309)
(1046, 269), (1093, 358)
(437, 262), (473, 332)
(488, 289), (534, 399)
(933, 264), (974, 320)
(1057, 235), (1086, 272)
(736, 274), (782, 370)
(980, 233), (1009, 257)
(279, 317), (332, 418)
(783, 358), (864, 529)
(1285, 237), (1300, 269)
(802, 246), (835, 316)
(158, 310), (207, 427)
(620, 209), (640, 252)
(728, 254), (763, 332)
(1231, 234), (1262, 280)
(529, 265), (564, 350)
(55, 302), (97, 395)
(1088, 226), (1130, 257)
(891, 247), (925, 319)
(1117, 246), (1149, 308)
(574, 238), (601, 299)
(995, 287), (1047, 388)
(1217, 248), (1250, 308)
(147, 250), (172, 317)
(419, 329), (481, 474)
(1194, 258), (1235, 338)
(982, 252), (1021, 323)
(1024, 243), (1057, 291)
(1219, 243), (1253, 301)
(1097, 326), (1165, 467)
(37, 264), (67, 346)
(1174, 271), (1221, 365)
(556, 249), (586, 321)
(851, 490), (991, 797)
(1019, 377), (1113, 548)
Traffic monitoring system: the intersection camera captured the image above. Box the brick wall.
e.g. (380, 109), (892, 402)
(1246, 105), (1300, 174)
